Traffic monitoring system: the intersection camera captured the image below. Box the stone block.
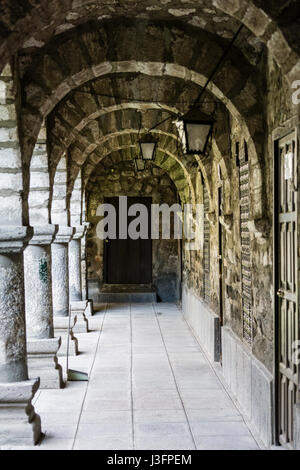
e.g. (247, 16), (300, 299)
(27, 337), (64, 389)
(70, 300), (89, 333)
(85, 300), (94, 316)
(0, 379), (42, 446)
(54, 315), (79, 356)
(56, 331), (79, 357)
(221, 327), (273, 448)
(182, 285), (221, 362)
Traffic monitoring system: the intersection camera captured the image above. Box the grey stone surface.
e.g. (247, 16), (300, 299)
(69, 236), (83, 302)
(70, 300), (89, 333)
(96, 292), (157, 303)
(182, 285), (221, 362)
(0, 378), (42, 446)
(55, 330), (79, 357)
(27, 337), (63, 389)
(221, 326), (273, 448)
(21, 303), (261, 450)
(24, 243), (54, 339)
(0, 226), (33, 253)
(54, 315), (79, 356)
(51, 230), (71, 317)
(85, 300), (94, 317)
(0, 251), (28, 382)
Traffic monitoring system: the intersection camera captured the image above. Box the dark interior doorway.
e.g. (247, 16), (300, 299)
(104, 196), (152, 284)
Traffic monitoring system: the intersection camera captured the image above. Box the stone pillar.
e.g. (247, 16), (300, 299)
(0, 226), (42, 446)
(81, 222), (94, 316)
(52, 226), (78, 356)
(69, 226), (89, 333)
(69, 229), (84, 302)
(24, 225), (64, 389)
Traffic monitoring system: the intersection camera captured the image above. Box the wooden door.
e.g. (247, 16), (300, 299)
(104, 197), (152, 284)
(276, 129), (299, 448)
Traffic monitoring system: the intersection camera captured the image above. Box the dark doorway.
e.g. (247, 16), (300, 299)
(104, 196), (152, 284)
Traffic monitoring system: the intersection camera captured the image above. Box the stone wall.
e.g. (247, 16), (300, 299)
(86, 157), (181, 302)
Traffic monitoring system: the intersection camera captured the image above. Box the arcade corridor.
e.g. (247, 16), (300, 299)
(6, 303), (260, 450)
(0, 0), (299, 452)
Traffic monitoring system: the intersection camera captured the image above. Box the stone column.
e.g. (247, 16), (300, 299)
(51, 226), (78, 356)
(81, 222), (94, 316)
(24, 225), (64, 389)
(0, 226), (42, 446)
(69, 227), (84, 302)
(69, 226), (89, 333)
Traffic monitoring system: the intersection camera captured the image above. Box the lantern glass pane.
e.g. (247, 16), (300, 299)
(186, 123), (211, 153)
(140, 142), (156, 160)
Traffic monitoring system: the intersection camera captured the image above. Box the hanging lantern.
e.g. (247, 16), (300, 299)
(180, 108), (214, 155)
(134, 158), (146, 172)
(139, 134), (158, 161)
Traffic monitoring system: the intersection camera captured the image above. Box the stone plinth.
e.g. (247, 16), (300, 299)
(0, 226), (42, 445)
(27, 337), (64, 389)
(69, 225), (86, 302)
(70, 300), (89, 333)
(85, 299), (94, 317)
(54, 315), (79, 356)
(0, 378), (42, 446)
(51, 226), (74, 317)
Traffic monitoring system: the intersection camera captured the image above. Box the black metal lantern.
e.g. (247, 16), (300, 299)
(181, 108), (214, 155)
(139, 134), (158, 161)
(134, 158), (145, 172)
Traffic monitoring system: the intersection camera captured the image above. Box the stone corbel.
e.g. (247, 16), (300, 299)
(28, 224), (58, 246)
(248, 216), (270, 243)
(72, 225), (87, 240)
(53, 225), (75, 244)
(219, 213), (233, 233)
(0, 225), (33, 252)
(206, 211), (216, 226)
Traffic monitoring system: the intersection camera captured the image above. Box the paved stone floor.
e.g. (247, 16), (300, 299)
(12, 303), (262, 450)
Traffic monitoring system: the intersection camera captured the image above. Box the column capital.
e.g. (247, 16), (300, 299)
(53, 225), (75, 244)
(0, 225), (33, 253)
(28, 224), (58, 246)
(72, 225), (87, 240)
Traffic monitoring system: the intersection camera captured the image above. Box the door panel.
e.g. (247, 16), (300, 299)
(277, 130), (299, 448)
(239, 142), (253, 345)
(104, 197), (152, 284)
(203, 184), (211, 303)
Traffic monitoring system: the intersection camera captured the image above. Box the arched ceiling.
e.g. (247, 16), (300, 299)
(1, 0), (299, 75)
(20, 20), (264, 176)
(79, 131), (196, 203)
(45, 75), (231, 203)
(86, 147), (189, 204)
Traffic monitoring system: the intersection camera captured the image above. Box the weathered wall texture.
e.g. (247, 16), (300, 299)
(182, 51), (299, 375)
(86, 157), (181, 302)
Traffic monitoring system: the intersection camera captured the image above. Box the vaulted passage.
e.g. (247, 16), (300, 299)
(0, 1), (299, 451)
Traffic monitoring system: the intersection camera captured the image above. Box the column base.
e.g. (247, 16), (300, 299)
(0, 379), (42, 446)
(54, 315), (79, 356)
(85, 299), (94, 316)
(27, 337), (64, 389)
(56, 331), (79, 357)
(70, 301), (89, 333)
